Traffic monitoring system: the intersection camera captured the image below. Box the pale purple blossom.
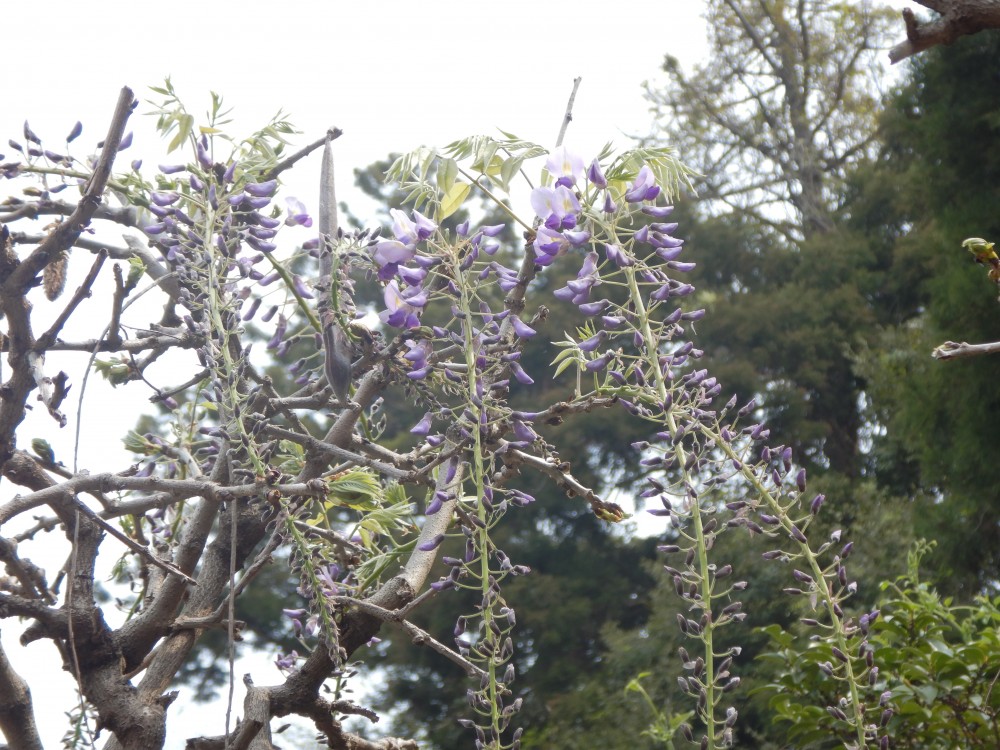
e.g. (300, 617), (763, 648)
(545, 145), (585, 186)
(624, 165), (660, 202)
(285, 197), (313, 227)
(380, 281), (422, 328)
(530, 185), (581, 230)
(390, 208), (436, 244)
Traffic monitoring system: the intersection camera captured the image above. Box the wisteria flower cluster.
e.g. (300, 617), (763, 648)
(0, 84), (886, 750)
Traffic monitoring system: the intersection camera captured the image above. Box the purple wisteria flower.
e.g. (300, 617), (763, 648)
(587, 159), (608, 189)
(275, 650), (299, 670)
(530, 185), (581, 230)
(379, 280), (424, 329)
(624, 165), (660, 203)
(390, 208), (437, 245)
(285, 197), (313, 227)
(545, 145), (585, 187)
(554, 251), (601, 305)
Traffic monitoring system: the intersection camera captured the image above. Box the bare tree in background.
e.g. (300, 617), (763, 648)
(646, 0), (893, 239)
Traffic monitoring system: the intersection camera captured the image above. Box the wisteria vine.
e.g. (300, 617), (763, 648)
(0, 83), (889, 750)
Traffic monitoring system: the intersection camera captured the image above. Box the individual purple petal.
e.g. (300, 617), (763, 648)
(23, 121), (41, 145)
(552, 285), (576, 302)
(411, 412), (433, 435)
(668, 261), (696, 273)
(510, 315), (536, 338)
(510, 361), (534, 385)
(512, 419), (538, 443)
(196, 140), (212, 169)
(579, 331), (606, 352)
(577, 299), (608, 316)
(418, 534), (445, 550)
(373, 239), (415, 267)
(245, 179), (277, 197)
(242, 297), (262, 321)
(642, 204), (675, 218)
(625, 166), (659, 203)
(587, 159), (608, 189)
(284, 196), (313, 227)
(397, 265), (427, 286)
(605, 243), (633, 267)
(151, 192), (180, 207)
(291, 274), (314, 299)
(245, 236), (277, 253)
(546, 145), (585, 185)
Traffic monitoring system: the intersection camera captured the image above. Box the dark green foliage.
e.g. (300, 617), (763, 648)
(760, 542), (1000, 748)
(856, 32), (1000, 594)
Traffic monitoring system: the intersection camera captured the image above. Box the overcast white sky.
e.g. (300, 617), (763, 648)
(0, 1), (910, 747)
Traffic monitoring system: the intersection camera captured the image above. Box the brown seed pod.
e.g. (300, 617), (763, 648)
(43, 251), (68, 301)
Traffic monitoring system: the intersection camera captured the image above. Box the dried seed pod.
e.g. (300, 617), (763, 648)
(43, 250), (68, 301)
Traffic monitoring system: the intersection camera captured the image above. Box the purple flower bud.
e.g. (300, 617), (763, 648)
(411, 412), (433, 436)
(243, 180), (278, 198)
(587, 159), (608, 188)
(510, 315), (536, 338)
(512, 419), (537, 444)
(23, 121), (41, 145)
(291, 274), (314, 299)
(189, 173), (205, 191)
(159, 164), (185, 174)
(130, 159), (142, 171)
(668, 261), (696, 273)
(246, 236), (277, 253)
(510, 361), (534, 385)
(118, 132), (133, 151)
(151, 192), (180, 207)
(66, 122), (83, 143)
(585, 351), (612, 372)
(578, 299), (608, 316)
(418, 534), (445, 551)
(795, 468), (807, 491)
(642, 204), (674, 218)
(196, 140), (212, 169)
(579, 331), (605, 352)
(810, 494), (825, 515)
(481, 224), (505, 237)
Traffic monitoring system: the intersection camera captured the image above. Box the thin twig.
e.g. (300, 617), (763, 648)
(262, 127), (343, 183)
(555, 76), (582, 148)
(332, 596), (487, 680)
(35, 249), (108, 351)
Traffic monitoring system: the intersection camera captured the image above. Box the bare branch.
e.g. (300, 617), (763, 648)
(890, 1), (1000, 63)
(932, 339), (1000, 360)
